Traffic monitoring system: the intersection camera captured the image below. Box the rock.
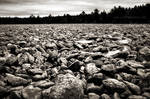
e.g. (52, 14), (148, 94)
(9, 90), (22, 99)
(22, 63), (31, 70)
(102, 78), (127, 92)
(76, 39), (93, 44)
(88, 93), (100, 99)
(120, 89), (132, 98)
(118, 39), (131, 45)
(0, 86), (8, 97)
(5, 73), (29, 86)
(124, 81), (141, 94)
(87, 83), (103, 94)
(0, 57), (6, 66)
(101, 64), (117, 73)
(93, 46), (108, 53)
(17, 53), (28, 65)
(101, 93), (111, 99)
(68, 60), (82, 72)
(85, 63), (99, 75)
(22, 85), (42, 99)
(7, 43), (18, 54)
(32, 80), (54, 88)
(127, 60), (144, 68)
(45, 42), (57, 49)
(26, 52), (34, 64)
(6, 54), (17, 65)
(32, 71), (47, 81)
(113, 92), (121, 99)
(143, 92), (150, 98)
(42, 73), (84, 99)
(18, 41), (27, 47)
(28, 68), (43, 75)
(139, 47), (150, 61)
(87, 73), (104, 85)
(128, 95), (147, 99)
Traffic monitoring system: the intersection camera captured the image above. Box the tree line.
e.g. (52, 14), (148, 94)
(0, 3), (150, 24)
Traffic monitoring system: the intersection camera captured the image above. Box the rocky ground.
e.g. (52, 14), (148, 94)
(0, 24), (150, 99)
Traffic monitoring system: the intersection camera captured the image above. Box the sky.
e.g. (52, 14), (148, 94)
(0, 0), (149, 17)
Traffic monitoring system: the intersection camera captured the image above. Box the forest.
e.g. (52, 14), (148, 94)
(0, 3), (150, 24)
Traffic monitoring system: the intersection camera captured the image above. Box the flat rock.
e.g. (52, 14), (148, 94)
(102, 78), (127, 92)
(101, 93), (111, 99)
(128, 95), (147, 99)
(5, 73), (29, 86)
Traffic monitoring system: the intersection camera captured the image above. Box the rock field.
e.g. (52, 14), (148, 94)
(0, 24), (150, 99)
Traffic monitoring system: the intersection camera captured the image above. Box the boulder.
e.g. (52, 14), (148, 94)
(42, 73), (84, 99)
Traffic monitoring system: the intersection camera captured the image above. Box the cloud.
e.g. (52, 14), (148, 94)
(0, 0), (149, 16)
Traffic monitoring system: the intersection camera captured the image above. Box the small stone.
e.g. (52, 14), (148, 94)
(101, 64), (117, 73)
(143, 92), (150, 98)
(28, 68), (43, 75)
(5, 73), (29, 86)
(87, 83), (103, 94)
(18, 41), (27, 47)
(6, 54), (17, 65)
(32, 80), (54, 88)
(0, 86), (8, 97)
(85, 63), (99, 75)
(68, 60), (82, 72)
(22, 63), (31, 70)
(93, 46), (108, 53)
(88, 93), (100, 99)
(101, 93), (111, 99)
(22, 85), (42, 99)
(139, 47), (150, 61)
(128, 95), (147, 99)
(102, 78), (127, 92)
(113, 92), (121, 99)
(124, 81), (141, 94)
(0, 57), (6, 66)
(9, 90), (22, 99)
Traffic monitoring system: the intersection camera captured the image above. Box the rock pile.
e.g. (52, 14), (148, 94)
(0, 24), (150, 99)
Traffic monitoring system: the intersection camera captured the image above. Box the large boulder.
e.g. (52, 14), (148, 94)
(42, 73), (84, 99)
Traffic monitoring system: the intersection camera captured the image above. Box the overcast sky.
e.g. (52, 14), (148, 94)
(0, 0), (149, 17)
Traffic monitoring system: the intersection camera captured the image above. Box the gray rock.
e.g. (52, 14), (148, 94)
(101, 93), (111, 99)
(32, 80), (54, 88)
(32, 71), (47, 81)
(5, 73), (29, 86)
(124, 81), (141, 94)
(0, 57), (6, 66)
(6, 54), (17, 65)
(139, 47), (150, 61)
(85, 63), (99, 75)
(102, 78), (127, 92)
(42, 73), (84, 99)
(113, 92), (121, 99)
(101, 64), (117, 73)
(128, 95), (147, 99)
(143, 92), (150, 98)
(22, 85), (42, 99)
(88, 93), (100, 99)
(87, 83), (103, 94)
(28, 68), (43, 75)
(0, 86), (8, 96)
